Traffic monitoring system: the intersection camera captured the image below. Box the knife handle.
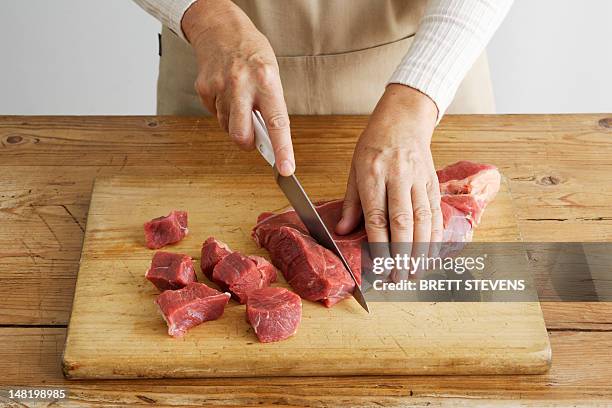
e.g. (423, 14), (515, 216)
(252, 110), (275, 167)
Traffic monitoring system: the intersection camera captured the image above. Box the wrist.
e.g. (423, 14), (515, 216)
(382, 84), (438, 128)
(182, 0), (251, 44)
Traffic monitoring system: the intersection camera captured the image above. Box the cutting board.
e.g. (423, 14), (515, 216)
(62, 174), (551, 378)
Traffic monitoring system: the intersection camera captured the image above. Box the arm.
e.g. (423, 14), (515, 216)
(389, 0), (514, 120)
(337, 0), (513, 279)
(132, 0), (196, 40)
(132, 0), (295, 176)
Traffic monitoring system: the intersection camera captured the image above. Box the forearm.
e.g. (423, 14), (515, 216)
(389, 0), (513, 121)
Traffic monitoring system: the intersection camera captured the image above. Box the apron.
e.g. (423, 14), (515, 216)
(157, 0), (495, 116)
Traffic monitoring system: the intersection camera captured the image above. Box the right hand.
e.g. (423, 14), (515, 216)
(182, 0), (295, 176)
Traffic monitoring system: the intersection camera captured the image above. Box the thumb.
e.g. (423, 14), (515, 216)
(335, 166), (363, 235)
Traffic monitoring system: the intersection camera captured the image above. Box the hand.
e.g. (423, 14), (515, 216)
(335, 84), (443, 280)
(182, 0), (295, 176)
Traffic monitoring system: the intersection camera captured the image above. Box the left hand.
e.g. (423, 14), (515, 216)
(335, 84), (443, 280)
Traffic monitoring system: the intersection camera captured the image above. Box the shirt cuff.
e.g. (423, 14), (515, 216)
(134, 0), (198, 41)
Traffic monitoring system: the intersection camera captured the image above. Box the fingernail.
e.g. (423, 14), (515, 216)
(279, 160), (295, 176)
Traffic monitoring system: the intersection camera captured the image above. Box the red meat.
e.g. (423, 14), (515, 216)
(252, 160), (501, 307)
(246, 287), (302, 343)
(253, 224), (356, 307)
(155, 282), (230, 338)
(144, 210), (188, 249)
(145, 251), (196, 291)
(212, 252), (278, 303)
(200, 237), (233, 279)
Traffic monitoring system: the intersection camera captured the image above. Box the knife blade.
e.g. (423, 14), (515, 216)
(252, 111), (369, 313)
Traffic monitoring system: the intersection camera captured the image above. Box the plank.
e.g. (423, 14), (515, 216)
(62, 174), (549, 378)
(1, 114), (611, 167)
(0, 328), (610, 405)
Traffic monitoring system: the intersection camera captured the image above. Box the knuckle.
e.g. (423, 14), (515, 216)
(431, 227), (444, 238)
(413, 207), (433, 223)
(228, 64), (246, 87)
(365, 208), (388, 229)
(390, 213), (413, 231)
(194, 78), (209, 97)
(430, 204), (443, 216)
(229, 131), (248, 143)
(251, 59), (278, 86)
(266, 112), (290, 131)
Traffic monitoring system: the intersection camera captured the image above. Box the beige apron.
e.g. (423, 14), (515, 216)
(157, 0), (495, 116)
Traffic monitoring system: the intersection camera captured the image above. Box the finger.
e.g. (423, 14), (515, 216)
(215, 96), (229, 133)
(194, 78), (217, 115)
(387, 176), (413, 282)
(228, 97), (255, 151)
(411, 185), (433, 278)
(335, 165), (362, 235)
(359, 171), (391, 277)
(258, 87), (295, 176)
(428, 179), (444, 258)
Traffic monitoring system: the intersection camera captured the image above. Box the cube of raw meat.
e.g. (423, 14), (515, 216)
(212, 252), (278, 303)
(200, 237), (233, 279)
(155, 282), (230, 338)
(144, 210), (188, 249)
(247, 287), (302, 343)
(145, 251), (197, 291)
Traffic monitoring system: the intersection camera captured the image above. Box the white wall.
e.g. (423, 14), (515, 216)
(0, 0), (611, 115)
(0, 0), (160, 115)
(487, 0), (612, 113)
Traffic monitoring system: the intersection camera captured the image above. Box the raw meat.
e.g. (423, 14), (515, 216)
(212, 252), (278, 303)
(200, 237), (233, 278)
(144, 210), (188, 249)
(252, 160), (501, 306)
(246, 287), (302, 343)
(155, 282), (230, 338)
(145, 251), (197, 291)
(253, 224), (357, 307)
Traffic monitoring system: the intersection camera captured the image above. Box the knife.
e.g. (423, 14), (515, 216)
(252, 111), (369, 313)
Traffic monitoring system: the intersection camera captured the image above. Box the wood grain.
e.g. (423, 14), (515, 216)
(0, 329), (610, 406)
(1, 114), (611, 402)
(62, 174), (549, 378)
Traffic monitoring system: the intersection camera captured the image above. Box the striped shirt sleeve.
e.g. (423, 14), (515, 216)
(388, 0), (513, 120)
(132, 0), (197, 41)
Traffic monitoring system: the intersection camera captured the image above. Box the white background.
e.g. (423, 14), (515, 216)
(0, 0), (610, 115)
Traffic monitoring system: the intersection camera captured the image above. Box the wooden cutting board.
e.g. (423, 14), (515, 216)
(62, 173), (551, 379)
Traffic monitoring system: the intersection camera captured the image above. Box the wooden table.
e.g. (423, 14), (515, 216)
(0, 114), (611, 406)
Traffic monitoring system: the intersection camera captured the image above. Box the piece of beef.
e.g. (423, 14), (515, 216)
(155, 282), (230, 338)
(145, 251), (197, 291)
(212, 252), (278, 303)
(253, 225), (356, 307)
(252, 160), (501, 306)
(144, 210), (188, 249)
(200, 237), (233, 279)
(246, 287), (302, 343)
(437, 161), (501, 226)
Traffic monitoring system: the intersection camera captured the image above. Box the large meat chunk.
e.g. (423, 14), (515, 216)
(155, 282), (230, 338)
(246, 287), (302, 343)
(253, 224), (356, 307)
(200, 237), (233, 279)
(145, 251), (196, 291)
(212, 252), (278, 303)
(252, 161), (501, 306)
(144, 210), (188, 249)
